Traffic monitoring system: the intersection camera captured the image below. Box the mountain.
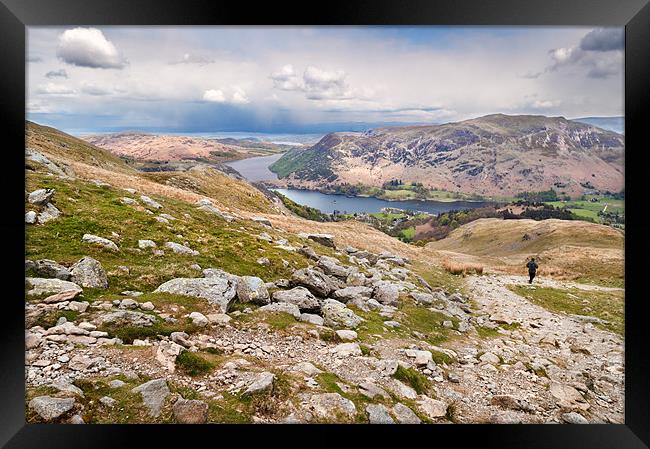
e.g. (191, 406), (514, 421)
(572, 116), (624, 134)
(25, 121), (624, 424)
(270, 114), (625, 198)
(82, 132), (286, 163)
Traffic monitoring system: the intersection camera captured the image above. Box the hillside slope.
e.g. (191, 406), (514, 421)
(84, 132), (285, 163)
(271, 114), (624, 197)
(425, 218), (624, 286)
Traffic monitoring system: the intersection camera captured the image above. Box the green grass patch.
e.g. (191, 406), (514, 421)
(508, 285), (623, 336)
(393, 365), (432, 395)
(175, 351), (215, 376)
(32, 310), (80, 329)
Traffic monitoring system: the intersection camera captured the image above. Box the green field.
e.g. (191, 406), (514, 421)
(546, 195), (624, 224)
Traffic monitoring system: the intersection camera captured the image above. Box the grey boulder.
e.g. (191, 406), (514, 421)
(70, 256), (108, 289)
(154, 276), (237, 313)
(272, 287), (320, 312)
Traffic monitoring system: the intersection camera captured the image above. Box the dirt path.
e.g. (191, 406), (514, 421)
(491, 274), (624, 293)
(438, 274), (624, 423)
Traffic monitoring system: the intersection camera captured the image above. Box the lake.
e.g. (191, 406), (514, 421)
(227, 154), (491, 215)
(225, 153), (284, 182)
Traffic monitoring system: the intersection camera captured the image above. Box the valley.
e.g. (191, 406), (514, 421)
(24, 118), (624, 424)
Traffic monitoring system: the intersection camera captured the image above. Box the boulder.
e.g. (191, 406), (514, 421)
(392, 403), (421, 424)
(120, 197), (137, 205)
(154, 277), (237, 313)
(479, 352), (500, 365)
(298, 246), (320, 261)
(373, 281), (400, 306)
(70, 256), (108, 289)
(562, 412), (589, 424)
(416, 396), (448, 420)
(366, 404), (395, 424)
(305, 393), (356, 421)
(189, 311), (209, 327)
(236, 276), (270, 305)
(359, 382), (390, 400)
(140, 195), (163, 209)
(131, 379), (170, 418)
(410, 292), (434, 305)
(38, 203), (61, 223)
(321, 299), (363, 329)
(317, 256), (350, 278)
(165, 242), (199, 256)
(244, 372), (275, 396)
(335, 330), (358, 341)
(97, 310), (157, 327)
(258, 302), (301, 319)
(28, 396), (75, 421)
(251, 216), (272, 227)
(28, 188), (55, 205)
(331, 343), (362, 357)
(291, 268), (341, 297)
(207, 313), (232, 325)
(173, 399), (208, 424)
(332, 286), (373, 303)
(25, 211), (37, 224)
(346, 272), (368, 286)
(81, 234), (119, 251)
(299, 313), (324, 326)
(299, 233), (335, 248)
(138, 239), (157, 249)
(29, 259), (71, 280)
(272, 287), (320, 312)
(406, 349), (433, 366)
(26, 278), (82, 297)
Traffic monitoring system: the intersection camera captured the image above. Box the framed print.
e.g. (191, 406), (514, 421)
(1, 0), (649, 447)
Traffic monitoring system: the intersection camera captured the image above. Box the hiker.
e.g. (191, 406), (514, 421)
(526, 257), (538, 284)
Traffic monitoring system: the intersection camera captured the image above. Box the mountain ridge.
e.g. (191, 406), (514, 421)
(270, 114), (624, 198)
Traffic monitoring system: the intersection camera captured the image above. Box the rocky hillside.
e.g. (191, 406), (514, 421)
(24, 122), (624, 425)
(270, 114), (624, 197)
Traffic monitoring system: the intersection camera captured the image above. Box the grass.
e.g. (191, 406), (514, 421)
(32, 310), (80, 329)
(235, 310), (298, 331)
(508, 285), (624, 336)
(476, 326), (501, 339)
(442, 260), (484, 276)
(393, 365), (432, 395)
(175, 351), (216, 376)
(25, 173), (323, 306)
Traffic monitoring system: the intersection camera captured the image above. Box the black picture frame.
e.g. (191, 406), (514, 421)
(1, 0), (648, 447)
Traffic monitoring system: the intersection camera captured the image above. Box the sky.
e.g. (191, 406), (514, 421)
(26, 26), (624, 134)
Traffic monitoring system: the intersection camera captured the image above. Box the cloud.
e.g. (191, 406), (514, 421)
(36, 82), (76, 95)
(270, 64), (367, 101)
(81, 83), (112, 96)
(203, 89), (226, 102)
(580, 28), (624, 52)
(45, 69), (68, 79)
(170, 53), (215, 65)
(545, 28), (623, 79)
(231, 87), (250, 104)
(270, 64), (303, 91)
(57, 27), (126, 69)
(202, 87), (249, 104)
(27, 56), (43, 63)
(530, 99), (561, 109)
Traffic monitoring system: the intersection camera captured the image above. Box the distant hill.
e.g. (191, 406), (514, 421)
(270, 114), (625, 198)
(572, 116), (624, 134)
(83, 133), (285, 163)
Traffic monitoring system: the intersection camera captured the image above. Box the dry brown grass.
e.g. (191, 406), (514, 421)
(442, 260), (484, 276)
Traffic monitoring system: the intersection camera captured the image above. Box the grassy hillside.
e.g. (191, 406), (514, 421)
(426, 218), (624, 287)
(26, 121), (136, 174)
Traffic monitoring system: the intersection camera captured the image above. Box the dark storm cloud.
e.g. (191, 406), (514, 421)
(580, 28), (624, 52)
